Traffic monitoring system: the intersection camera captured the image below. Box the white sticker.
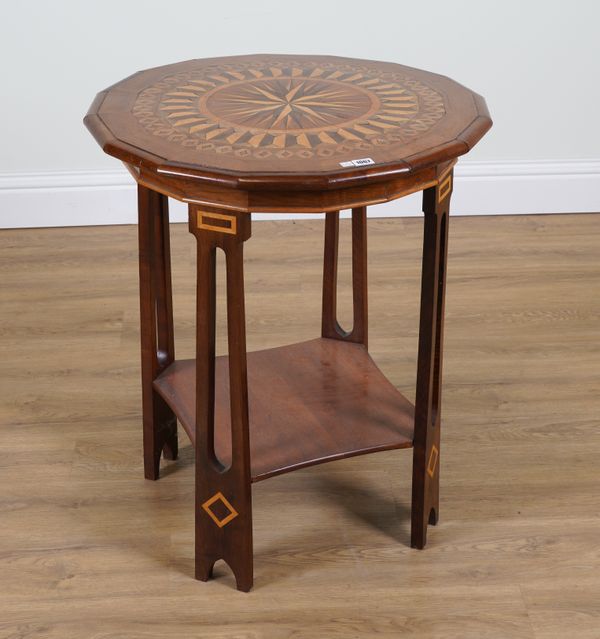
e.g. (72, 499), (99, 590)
(339, 157), (375, 168)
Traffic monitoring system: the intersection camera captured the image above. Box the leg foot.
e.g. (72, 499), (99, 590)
(428, 506), (439, 526)
(411, 519), (427, 550)
(143, 397), (177, 480)
(161, 415), (178, 461)
(195, 559), (215, 582)
(234, 566), (253, 593)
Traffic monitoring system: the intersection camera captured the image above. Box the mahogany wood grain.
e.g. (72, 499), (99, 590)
(83, 54), (492, 592)
(153, 338), (414, 482)
(411, 169), (452, 548)
(130, 158), (456, 213)
(321, 208), (368, 345)
(188, 206), (253, 591)
(137, 185), (178, 479)
(85, 54), (491, 210)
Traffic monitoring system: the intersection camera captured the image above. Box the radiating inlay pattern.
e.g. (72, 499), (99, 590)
(205, 78), (374, 131)
(132, 59), (446, 161)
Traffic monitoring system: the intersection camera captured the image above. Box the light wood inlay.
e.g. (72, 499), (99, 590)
(427, 444), (439, 478)
(147, 64), (431, 158)
(197, 211), (238, 235)
(86, 54), (492, 191)
(201, 492), (239, 528)
(438, 174), (452, 202)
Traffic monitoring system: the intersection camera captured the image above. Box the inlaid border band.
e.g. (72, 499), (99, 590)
(438, 174), (452, 203)
(198, 211), (238, 235)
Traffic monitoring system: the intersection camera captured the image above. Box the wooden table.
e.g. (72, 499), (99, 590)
(85, 54), (492, 591)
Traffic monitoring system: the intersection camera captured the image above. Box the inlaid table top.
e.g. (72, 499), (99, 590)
(85, 54), (491, 193)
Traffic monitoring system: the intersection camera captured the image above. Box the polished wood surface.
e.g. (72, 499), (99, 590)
(174, 194), (434, 588)
(321, 208), (368, 345)
(127, 155), (457, 213)
(85, 55), (490, 211)
(154, 339), (414, 481)
(85, 56), (492, 590)
(411, 171), (452, 548)
(85, 55), (490, 183)
(1, 214), (599, 634)
(187, 204), (254, 590)
(138, 185), (178, 479)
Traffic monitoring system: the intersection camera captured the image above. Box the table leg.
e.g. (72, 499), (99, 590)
(189, 207), (253, 592)
(138, 185), (177, 481)
(321, 207), (368, 346)
(411, 170), (452, 549)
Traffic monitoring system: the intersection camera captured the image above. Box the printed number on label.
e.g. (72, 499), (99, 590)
(339, 157), (375, 168)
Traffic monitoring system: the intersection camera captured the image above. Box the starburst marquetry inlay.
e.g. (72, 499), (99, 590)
(204, 78), (375, 132)
(132, 59), (446, 162)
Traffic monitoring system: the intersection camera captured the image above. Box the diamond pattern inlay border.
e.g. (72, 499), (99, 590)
(132, 59), (446, 162)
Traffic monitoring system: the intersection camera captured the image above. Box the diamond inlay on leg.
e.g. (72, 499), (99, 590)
(202, 491), (239, 528)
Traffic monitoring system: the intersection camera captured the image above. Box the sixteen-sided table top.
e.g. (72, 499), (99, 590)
(85, 54), (491, 212)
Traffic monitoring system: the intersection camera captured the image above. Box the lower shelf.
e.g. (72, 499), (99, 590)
(153, 338), (414, 482)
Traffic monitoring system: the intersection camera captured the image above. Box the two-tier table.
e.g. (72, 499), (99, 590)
(85, 54), (492, 591)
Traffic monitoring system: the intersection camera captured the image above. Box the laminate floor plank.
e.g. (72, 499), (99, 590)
(1, 213), (598, 638)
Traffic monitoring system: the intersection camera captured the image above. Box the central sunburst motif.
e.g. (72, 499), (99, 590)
(205, 78), (374, 131)
(132, 60), (446, 160)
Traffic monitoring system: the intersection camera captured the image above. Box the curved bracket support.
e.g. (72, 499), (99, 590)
(321, 207), (368, 348)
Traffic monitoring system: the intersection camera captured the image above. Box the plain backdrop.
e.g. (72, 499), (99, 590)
(0, 0), (599, 226)
(2, 0), (600, 171)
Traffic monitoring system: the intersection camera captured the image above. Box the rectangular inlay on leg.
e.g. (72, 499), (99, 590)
(197, 211), (238, 235)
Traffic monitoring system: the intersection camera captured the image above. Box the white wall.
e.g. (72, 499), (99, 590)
(1, 0), (599, 227)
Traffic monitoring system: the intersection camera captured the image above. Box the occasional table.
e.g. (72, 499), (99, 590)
(85, 54), (491, 591)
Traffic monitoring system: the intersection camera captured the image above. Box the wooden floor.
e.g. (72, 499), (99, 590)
(1, 213), (599, 638)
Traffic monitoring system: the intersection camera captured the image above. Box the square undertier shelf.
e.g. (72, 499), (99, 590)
(153, 338), (415, 482)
